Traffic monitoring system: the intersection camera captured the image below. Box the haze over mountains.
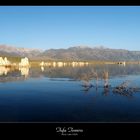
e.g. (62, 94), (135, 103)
(0, 45), (140, 61)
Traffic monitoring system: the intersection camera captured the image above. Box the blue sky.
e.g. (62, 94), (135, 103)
(0, 6), (140, 50)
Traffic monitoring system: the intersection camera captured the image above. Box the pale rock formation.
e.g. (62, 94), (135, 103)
(0, 57), (5, 66)
(4, 57), (11, 66)
(19, 57), (30, 67)
(57, 62), (63, 67)
(40, 61), (45, 67)
(52, 62), (56, 67)
(0, 57), (11, 66)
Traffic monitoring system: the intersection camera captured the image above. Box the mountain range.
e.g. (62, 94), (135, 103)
(0, 45), (140, 61)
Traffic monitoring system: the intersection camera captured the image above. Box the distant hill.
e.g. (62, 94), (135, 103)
(41, 46), (140, 61)
(0, 45), (42, 58)
(1, 45), (140, 61)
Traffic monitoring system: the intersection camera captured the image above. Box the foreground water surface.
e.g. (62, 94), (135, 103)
(0, 64), (140, 122)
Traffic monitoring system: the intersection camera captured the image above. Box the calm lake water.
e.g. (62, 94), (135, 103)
(1, 64), (140, 122)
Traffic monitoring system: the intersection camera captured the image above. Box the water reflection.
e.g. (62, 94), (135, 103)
(19, 67), (29, 78)
(79, 69), (111, 95)
(103, 86), (110, 96)
(1, 64), (140, 98)
(36, 64), (140, 80)
(1, 64), (140, 79)
(1, 64), (140, 80)
(41, 66), (44, 72)
(103, 71), (109, 87)
(0, 66), (11, 75)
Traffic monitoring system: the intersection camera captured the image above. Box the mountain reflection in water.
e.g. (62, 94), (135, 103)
(1, 64), (140, 82)
(1, 64), (140, 122)
(0, 64), (140, 95)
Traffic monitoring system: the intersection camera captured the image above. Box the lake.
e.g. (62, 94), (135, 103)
(1, 64), (140, 122)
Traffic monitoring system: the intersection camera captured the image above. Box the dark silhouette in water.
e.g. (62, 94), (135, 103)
(102, 70), (110, 96)
(81, 79), (93, 93)
(113, 80), (132, 96)
(103, 71), (109, 88)
(80, 69), (99, 93)
(103, 86), (110, 96)
(82, 84), (93, 93)
(80, 70), (140, 97)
